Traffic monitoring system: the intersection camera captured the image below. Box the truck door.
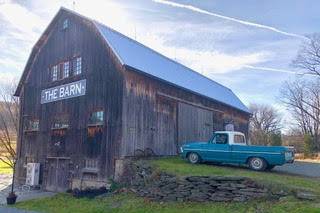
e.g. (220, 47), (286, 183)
(202, 133), (231, 162)
(230, 134), (248, 163)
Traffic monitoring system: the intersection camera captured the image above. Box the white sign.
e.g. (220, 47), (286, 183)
(41, 79), (86, 104)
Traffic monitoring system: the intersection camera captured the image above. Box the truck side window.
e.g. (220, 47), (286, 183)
(234, 135), (246, 144)
(213, 133), (228, 144)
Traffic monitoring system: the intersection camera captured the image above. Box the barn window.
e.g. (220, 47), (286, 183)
(51, 65), (58, 81)
(86, 126), (102, 157)
(25, 119), (39, 132)
(86, 110), (104, 157)
(62, 61), (70, 78)
(88, 110), (104, 126)
(73, 57), (82, 75)
(52, 120), (69, 130)
(84, 158), (99, 172)
(51, 116), (69, 137)
(62, 19), (69, 30)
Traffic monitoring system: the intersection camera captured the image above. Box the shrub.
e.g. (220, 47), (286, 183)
(303, 134), (314, 157)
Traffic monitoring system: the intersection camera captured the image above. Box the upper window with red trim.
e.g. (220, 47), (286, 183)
(49, 56), (82, 82)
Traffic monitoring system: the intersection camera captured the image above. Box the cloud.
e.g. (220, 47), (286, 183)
(0, 2), (46, 41)
(0, 57), (24, 70)
(176, 50), (271, 75)
(0, 72), (19, 87)
(153, 0), (308, 40)
(0, 1), (47, 86)
(139, 33), (271, 74)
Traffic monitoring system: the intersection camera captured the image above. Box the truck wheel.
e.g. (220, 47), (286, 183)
(188, 152), (201, 164)
(248, 157), (267, 171)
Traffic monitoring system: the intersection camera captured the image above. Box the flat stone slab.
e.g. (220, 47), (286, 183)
(296, 191), (318, 201)
(16, 191), (56, 203)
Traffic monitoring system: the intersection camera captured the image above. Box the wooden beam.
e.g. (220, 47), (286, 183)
(157, 92), (224, 113)
(46, 156), (71, 160)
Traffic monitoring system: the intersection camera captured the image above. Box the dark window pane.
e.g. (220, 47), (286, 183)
(88, 110), (104, 125)
(215, 134), (228, 144)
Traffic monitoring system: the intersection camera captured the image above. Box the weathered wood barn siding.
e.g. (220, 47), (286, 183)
(16, 11), (124, 190)
(15, 8), (250, 192)
(121, 68), (250, 157)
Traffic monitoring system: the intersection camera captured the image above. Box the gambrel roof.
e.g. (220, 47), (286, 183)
(15, 7), (250, 114)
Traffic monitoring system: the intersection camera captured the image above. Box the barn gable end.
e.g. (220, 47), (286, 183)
(15, 8), (125, 191)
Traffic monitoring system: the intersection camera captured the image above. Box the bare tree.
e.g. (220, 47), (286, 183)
(293, 34), (320, 77)
(249, 103), (282, 146)
(0, 83), (19, 168)
(280, 79), (320, 151)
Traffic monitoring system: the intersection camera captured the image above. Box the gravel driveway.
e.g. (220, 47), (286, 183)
(274, 161), (320, 178)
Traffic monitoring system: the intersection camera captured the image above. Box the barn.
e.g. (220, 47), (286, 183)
(14, 8), (250, 192)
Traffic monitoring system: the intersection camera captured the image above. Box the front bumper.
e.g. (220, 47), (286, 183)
(286, 158), (294, 163)
(285, 151), (295, 163)
(179, 147), (187, 159)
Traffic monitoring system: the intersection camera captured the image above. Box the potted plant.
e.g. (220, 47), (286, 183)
(7, 161), (17, 205)
(6, 192), (17, 205)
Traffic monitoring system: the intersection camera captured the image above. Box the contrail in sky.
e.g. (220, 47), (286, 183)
(153, 0), (308, 40)
(244, 65), (300, 75)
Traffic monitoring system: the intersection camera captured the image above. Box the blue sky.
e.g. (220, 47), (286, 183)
(0, 0), (318, 117)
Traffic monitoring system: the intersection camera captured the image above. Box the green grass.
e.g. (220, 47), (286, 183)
(0, 160), (12, 174)
(14, 157), (320, 213)
(15, 193), (320, 213)
(152, 158), (320, 194)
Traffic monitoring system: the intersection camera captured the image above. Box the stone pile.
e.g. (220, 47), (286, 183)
(130, 162), (269, 202)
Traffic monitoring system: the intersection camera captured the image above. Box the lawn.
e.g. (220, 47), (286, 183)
(15, 193), (320, 213)
(0, 160), (12, 174)
(14, 157), (320, 213)
(152, 158), (320, 194)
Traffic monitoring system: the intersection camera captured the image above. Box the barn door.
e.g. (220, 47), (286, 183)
(178, 103), (213, 146)
(155, 98), (177, 155)
(45, 158), (70, 192)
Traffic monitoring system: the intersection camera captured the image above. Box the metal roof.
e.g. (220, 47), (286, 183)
(94, 22), (249, 113)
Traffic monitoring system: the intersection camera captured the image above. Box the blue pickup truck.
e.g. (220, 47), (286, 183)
(180, 131), (294, 171)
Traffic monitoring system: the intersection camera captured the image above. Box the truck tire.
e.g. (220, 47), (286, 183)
(248, 157), (267, 171)
(188, 152), (201, 164)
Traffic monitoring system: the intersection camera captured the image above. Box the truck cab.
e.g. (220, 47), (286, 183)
(180, 131), (294, 171)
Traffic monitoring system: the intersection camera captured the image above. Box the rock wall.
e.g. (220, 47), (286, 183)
(129, 161), (269, 202)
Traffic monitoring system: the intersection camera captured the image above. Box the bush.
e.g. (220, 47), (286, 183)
(108, 178), (126, 192)
(303, 134), (314, 157)
(71, 187), (108, 199)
